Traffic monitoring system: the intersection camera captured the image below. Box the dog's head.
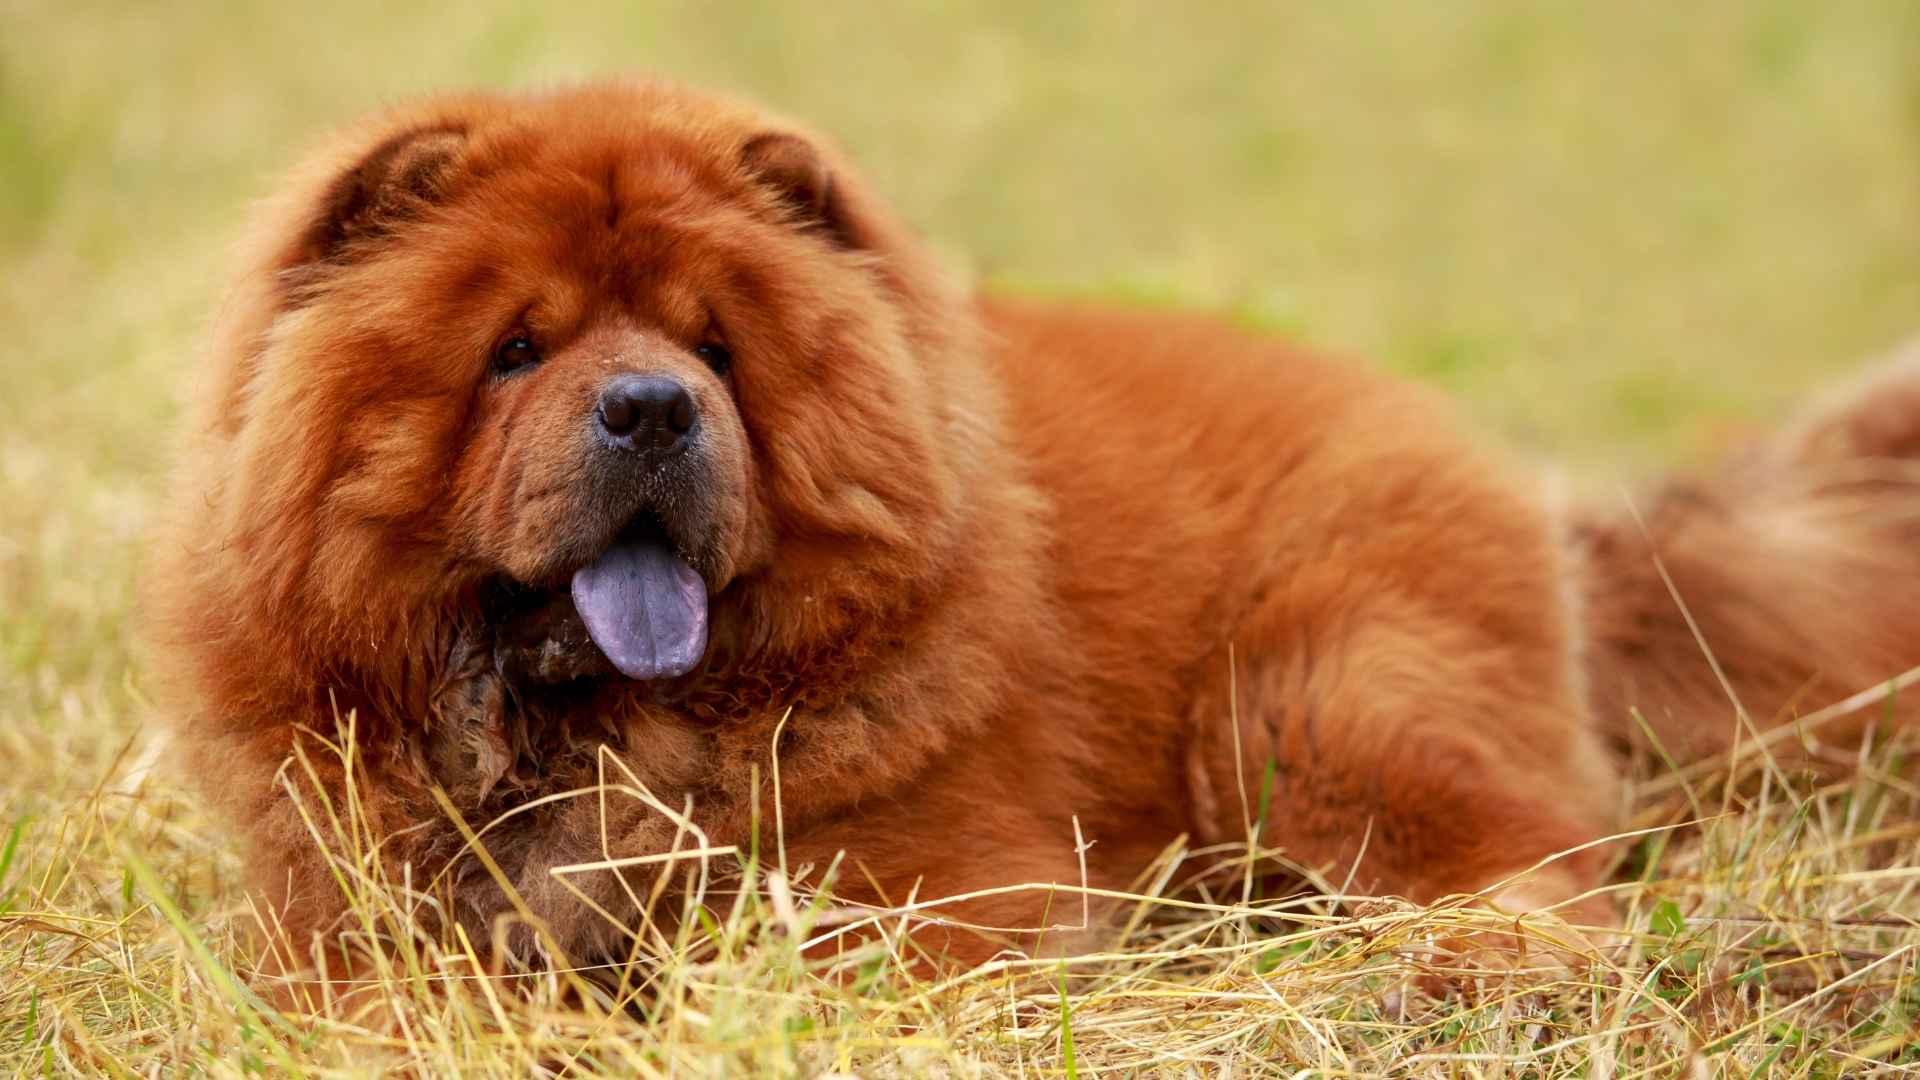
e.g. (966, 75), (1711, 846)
(168, 79), (987, 708)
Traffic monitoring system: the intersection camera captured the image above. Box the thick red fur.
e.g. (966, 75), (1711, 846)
(147, 77), (1920, 974)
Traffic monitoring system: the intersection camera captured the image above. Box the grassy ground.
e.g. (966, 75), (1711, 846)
(3, 2), (1919, 1075)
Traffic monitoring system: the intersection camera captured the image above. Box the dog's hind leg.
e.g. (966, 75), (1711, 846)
(1184, 597), (1619, 932)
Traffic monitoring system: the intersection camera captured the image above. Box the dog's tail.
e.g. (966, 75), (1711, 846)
(1576, 342), (1920, 761)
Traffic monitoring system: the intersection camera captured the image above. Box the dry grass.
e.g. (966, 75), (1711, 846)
(7, 3), (1920, 1076)
(2, 693), (1917, 1077)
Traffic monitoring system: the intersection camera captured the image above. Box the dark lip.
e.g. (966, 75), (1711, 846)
(487, 583), (619, 686)
(588, 508), (678, 573)
(484, 506), (702, 689)
(532, 505), (682, 590)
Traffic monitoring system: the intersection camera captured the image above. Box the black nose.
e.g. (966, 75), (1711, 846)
(596, 374), (697, 453)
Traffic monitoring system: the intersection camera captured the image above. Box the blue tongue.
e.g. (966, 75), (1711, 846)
(570, 532), (708, 680)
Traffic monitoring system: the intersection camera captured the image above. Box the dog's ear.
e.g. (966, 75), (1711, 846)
(740, 133), (858, 248)
(292, 127), (468, 271)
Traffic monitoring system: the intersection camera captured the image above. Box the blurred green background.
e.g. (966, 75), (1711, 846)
(6, 0), (1920, 716)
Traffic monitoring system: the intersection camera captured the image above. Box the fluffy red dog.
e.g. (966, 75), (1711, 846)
(149, 77), (1920, 972)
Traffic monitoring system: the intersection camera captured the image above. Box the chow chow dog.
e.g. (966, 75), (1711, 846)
(148, 76), (1920, 974)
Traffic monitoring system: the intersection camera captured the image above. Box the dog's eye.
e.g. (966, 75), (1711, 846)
(494, 336), (541, 374)
(696, 343), (731, 377)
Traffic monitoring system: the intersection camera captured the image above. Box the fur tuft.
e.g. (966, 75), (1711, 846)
(1578, 341), (1920, 760)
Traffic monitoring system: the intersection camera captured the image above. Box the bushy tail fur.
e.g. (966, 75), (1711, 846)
(1577, 342), (1920, 761)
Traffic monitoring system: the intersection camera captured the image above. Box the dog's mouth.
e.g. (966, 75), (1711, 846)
(569, 513), (709, 681)
(488, 511), (709, 686)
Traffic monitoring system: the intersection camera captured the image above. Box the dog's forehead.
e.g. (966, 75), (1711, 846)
(393, 121), (755, 317)
(442, 127), (759, 269)
(465, 103), (753, 218)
